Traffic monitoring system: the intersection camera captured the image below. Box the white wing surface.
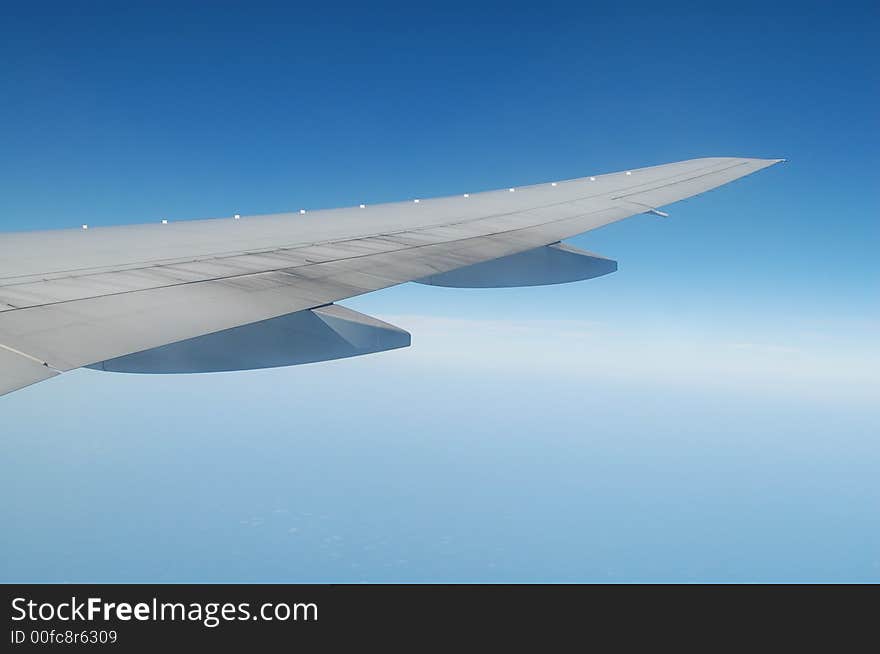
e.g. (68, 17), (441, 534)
(0, 157), (782, 396)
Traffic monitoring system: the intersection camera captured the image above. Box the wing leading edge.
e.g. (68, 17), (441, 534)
(0, 157), (783, 396)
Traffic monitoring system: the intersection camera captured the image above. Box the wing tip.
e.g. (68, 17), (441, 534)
(735, 156), (787, 172)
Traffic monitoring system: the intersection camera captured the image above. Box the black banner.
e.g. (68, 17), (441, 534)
(3, 584), (873, 649)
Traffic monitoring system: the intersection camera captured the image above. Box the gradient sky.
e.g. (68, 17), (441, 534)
(1, 1), (878, 582)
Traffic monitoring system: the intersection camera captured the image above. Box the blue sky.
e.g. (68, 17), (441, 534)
(1, 1), (878, 582)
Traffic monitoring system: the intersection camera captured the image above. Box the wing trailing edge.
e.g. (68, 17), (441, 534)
(0, 345), (59, 396)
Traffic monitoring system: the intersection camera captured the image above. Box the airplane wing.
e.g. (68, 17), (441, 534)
(0, 157), (782, 396)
